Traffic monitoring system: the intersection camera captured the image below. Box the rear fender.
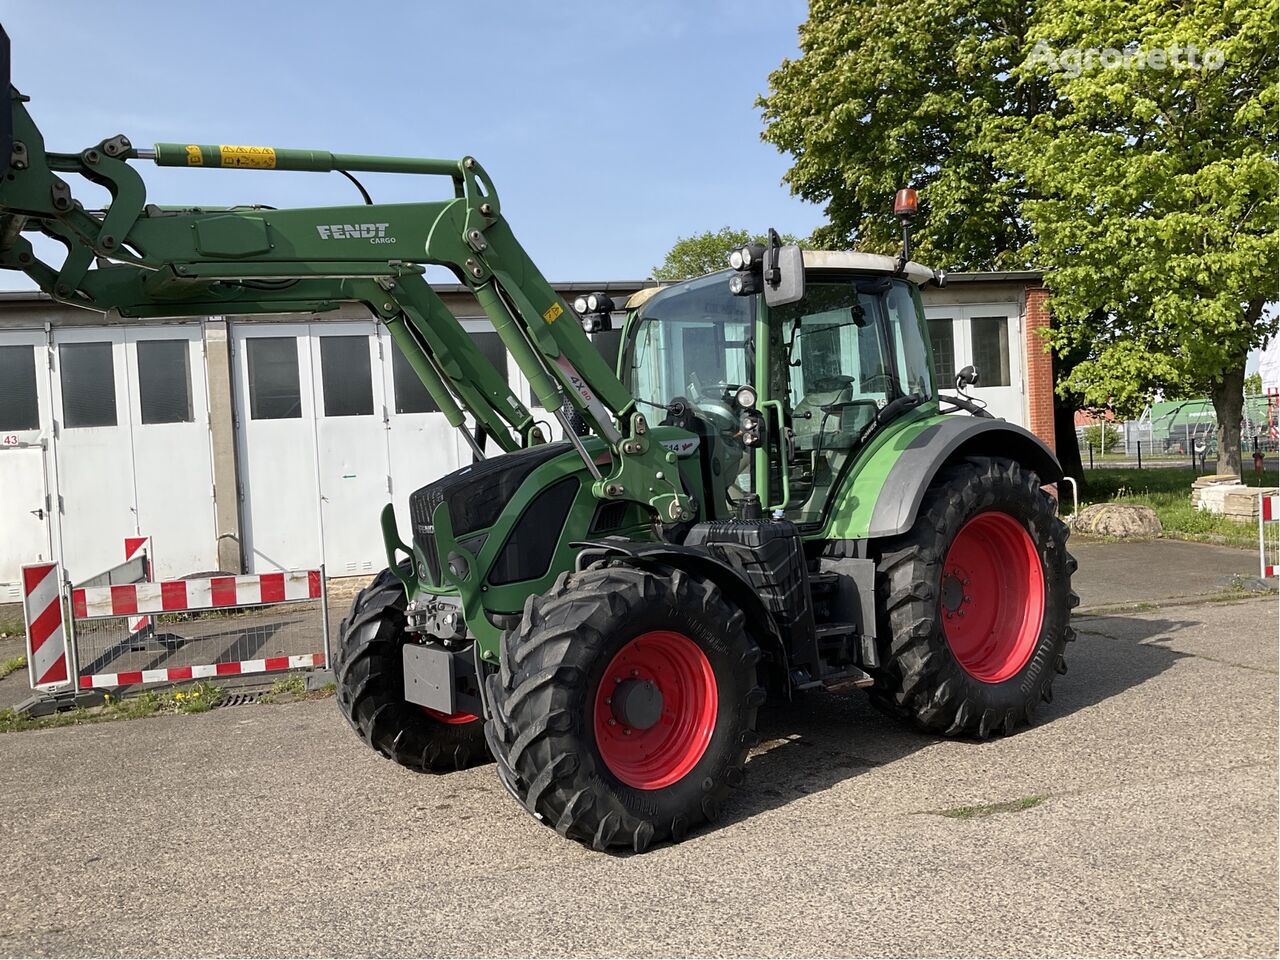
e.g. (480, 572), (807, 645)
(865, 418), (1062, 538)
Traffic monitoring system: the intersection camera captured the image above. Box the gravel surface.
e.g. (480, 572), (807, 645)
(0, 589), (1275, 957)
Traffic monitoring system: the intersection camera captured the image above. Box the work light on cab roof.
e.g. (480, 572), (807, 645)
(573, 291), (614, 334)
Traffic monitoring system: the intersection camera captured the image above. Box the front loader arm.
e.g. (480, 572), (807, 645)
(0, 76), (693, 522)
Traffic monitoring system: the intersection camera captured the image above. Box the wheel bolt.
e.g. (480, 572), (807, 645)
(604, 697), (612, 705)
(964, 596), (972, 603)
(608, 718), (617, 726)
(623, 727), (632, 735)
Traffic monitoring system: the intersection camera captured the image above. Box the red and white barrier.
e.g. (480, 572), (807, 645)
(72, 570), (321, 620)
(123, 536), (152, 639)
(1260, 495), (1279, 578)
(79, 652), (325, 690)
(21, 562), (70, 690)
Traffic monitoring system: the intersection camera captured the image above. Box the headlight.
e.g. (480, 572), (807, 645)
(729, 248), (745, 270)
(735, 385), (758, 409)
(586, 293), (599, 311)
(573, 296), (589, 313)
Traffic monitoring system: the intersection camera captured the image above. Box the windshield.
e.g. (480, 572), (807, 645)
(777, 277), (932, 523)
(623, 271), (756, 505)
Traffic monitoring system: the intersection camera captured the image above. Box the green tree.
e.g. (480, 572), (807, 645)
(1081, 423), (1122, 453)
(758, 0), (1053, 269)
(755, 0), (1094, 481)
(1005, 0), (1278, 476)
(652, 227), (800, 281)
(1244, 372), (1263, 396)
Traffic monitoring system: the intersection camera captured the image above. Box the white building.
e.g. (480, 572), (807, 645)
(0, 272), (1050, 599)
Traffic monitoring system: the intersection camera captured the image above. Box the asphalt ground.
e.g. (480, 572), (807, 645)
(0, 542), (1276, 957)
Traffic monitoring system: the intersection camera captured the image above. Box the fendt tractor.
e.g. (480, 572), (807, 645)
(0, 33), (1075, 852)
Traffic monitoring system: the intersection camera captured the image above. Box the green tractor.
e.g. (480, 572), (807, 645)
(0, 39), (1075, 853)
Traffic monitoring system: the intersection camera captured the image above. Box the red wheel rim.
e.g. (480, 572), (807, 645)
(940, 511), (1045, 683)
(593, 630), (717, 790)
(421, 706), (479, 725)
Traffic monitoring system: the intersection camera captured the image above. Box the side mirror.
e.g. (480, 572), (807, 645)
(763, 228), (804, 307)
(955, 365), (979, 392)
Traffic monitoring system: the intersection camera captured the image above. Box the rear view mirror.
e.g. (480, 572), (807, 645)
(764, 240), (804, 307)
(955, 365), (979, 391)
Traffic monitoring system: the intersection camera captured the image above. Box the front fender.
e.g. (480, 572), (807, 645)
(573, 538), (791, 691)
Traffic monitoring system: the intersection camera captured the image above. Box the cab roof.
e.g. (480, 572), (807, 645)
(626, 250), (937, 310)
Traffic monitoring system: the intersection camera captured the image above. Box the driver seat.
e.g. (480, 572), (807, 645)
(793, 375), (854, 445)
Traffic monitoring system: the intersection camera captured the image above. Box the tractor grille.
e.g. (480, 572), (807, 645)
(407, 442), (572, 587)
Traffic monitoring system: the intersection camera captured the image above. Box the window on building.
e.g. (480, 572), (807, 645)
(246, 337), (302, 420)
(137, 339), (193, 424)
(319, 336), (375, 417)
(970, 316), (1011, 387)
(927, 318), (956, 387)
(0, 345), (39, 431)
(392, 347), (438, 414)
(60, 341), (117, 428)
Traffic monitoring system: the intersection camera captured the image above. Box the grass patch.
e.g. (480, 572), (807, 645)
(259, 673), (308, 704)
(0, 680), (227, 733)
(0, 654), (26, 679)
(0, 604), (24, 638)
(1079, 468), (1278, 548)
(933, 795), (1046, 819)
(305, 680), (336, 701)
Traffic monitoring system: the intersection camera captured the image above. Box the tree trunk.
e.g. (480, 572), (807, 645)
(1211, 300), (1265, 478)
(1054, 398), (1086, 495)
(1212, 362), (1245, 478)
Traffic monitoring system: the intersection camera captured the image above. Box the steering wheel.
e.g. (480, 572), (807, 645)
(687, 373), (744, 427)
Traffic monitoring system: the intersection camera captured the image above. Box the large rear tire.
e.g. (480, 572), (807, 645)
(334, 568), (488, 772)
(868, 456), (1078, 737)
(485, 564), (764, 852)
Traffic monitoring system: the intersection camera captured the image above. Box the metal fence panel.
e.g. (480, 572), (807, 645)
(67, 569), (330, 690)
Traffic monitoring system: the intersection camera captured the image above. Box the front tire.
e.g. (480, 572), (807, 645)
(485, 564), (764, 852)
(334, 568), (488, 772)
(869, 456), (1078, 737)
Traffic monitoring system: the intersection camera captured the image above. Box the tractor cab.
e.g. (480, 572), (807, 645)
(619, 251), (939, 527)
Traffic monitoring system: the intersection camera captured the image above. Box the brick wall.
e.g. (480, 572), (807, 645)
(1024, 287), (1056, 454)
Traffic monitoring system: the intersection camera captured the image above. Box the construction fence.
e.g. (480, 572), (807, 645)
(22, 546), (333, 705)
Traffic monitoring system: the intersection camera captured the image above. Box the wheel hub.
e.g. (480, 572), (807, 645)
(941, 570), (968, 615)
(611, 678), (664, 730)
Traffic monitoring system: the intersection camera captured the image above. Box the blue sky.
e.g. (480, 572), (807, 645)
(1, 0), (823, 284)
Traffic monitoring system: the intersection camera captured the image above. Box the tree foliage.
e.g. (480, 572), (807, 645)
(758, 0), (1051, 269)
(1003, 0), (1278, 472)
(652, 227), (800, 281)
(761, 0), (1278, 476)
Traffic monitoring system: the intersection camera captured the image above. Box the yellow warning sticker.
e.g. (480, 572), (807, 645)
(218, 145), (277, 170)
(543, 302), (564, 324)
(185, 145), (203, 166)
